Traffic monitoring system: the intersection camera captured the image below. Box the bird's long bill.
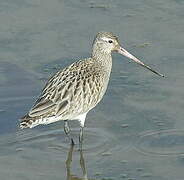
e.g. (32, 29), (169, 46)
(117, 47), (164, 77)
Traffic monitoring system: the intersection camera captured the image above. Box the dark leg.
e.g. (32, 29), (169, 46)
(64, 120), (75, 145)
(79, 126), (84, 150)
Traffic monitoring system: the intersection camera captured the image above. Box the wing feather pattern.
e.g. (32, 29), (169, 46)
(21, 58), (107, 129)
(28, 59), (102, 119)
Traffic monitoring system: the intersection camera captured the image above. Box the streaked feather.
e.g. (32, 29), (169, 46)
(20, 32), (117, 128)
(20, 58), (110, 128)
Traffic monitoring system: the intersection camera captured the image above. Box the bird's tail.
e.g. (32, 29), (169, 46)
(19, 114), (38, 129)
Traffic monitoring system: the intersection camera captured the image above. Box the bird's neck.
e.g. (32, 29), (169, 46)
(91, 48), (112, 68)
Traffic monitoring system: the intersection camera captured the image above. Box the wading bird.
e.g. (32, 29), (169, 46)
(20, 32), (164, 149)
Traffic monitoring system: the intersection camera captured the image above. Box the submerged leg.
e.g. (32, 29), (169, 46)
(64, 120), (75, 145)
(79, 148), (88, 179)
(65, 144), (74, 179)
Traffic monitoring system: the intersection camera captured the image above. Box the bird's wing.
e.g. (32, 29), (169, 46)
(28, 59), (95, 118)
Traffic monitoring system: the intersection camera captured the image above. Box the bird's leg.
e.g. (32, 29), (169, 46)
(64, 120), (75, 145)
(78, 113), (87, 150)
(79, 126), (84, 150)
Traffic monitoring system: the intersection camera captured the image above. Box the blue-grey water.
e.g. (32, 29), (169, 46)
(0, 0), (184, 179)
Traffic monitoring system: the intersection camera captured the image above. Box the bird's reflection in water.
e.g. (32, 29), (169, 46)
(65, 144), (94, 180)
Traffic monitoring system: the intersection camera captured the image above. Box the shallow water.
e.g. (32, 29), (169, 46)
(0, 0), (184, 179)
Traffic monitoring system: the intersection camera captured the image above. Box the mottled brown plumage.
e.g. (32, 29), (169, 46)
(20, 57), (110, 128)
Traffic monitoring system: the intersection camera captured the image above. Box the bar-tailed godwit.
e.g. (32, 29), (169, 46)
(20, 32), (164, 149)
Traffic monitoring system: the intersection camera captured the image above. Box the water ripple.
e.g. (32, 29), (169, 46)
(0, 127), (118, 155)
(134, 129), (184, 156)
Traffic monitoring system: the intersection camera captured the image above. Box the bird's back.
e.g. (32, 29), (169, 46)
(20, 57), (111, 128)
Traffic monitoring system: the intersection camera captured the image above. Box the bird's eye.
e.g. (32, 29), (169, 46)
(108, 40), (113, 43)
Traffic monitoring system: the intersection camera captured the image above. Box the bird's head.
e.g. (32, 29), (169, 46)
(92, 31), (164, 77)
(93, 31), (120, 54)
